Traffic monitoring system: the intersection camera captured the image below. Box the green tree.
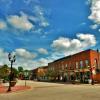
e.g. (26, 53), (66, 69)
(18, 66), (23, 72)
(12, 67), (18, 77)
(0, 64), (9, 80)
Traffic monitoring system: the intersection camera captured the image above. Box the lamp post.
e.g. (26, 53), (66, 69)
(7, 53), (16, 92)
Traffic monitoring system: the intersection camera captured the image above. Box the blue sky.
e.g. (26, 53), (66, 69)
(0, 0), (100, 69)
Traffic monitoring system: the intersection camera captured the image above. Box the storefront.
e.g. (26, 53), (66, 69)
(75, 69), (90, 83)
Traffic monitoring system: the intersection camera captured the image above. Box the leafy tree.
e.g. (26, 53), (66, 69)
(12, 67), (18, 77)
(23, 70), (31, 79)
(0, 64), (9, 80)
(46, 70), (58, 80)
(18, 66), (23, 72)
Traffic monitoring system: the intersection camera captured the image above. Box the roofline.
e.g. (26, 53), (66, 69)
(51, 49), (99, 63)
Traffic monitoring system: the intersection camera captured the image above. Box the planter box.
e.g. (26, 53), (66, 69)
(11, 81), (16, 87)
(0, 79), (4, 84)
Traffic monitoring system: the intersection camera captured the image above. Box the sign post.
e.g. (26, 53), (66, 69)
(24, 71), (29, 87)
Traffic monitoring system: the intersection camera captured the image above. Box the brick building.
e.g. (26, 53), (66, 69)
(32, 49), (100, 83)
(32, 66), (48, 81)
(48, 49), (100, 83)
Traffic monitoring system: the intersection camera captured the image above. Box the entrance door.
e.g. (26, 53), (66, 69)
(80, 72), (84, 83)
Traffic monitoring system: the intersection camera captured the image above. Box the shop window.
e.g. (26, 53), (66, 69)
(76, 72), (80, 80)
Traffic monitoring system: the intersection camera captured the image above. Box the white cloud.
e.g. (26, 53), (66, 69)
(86, 0), (91, 5)
(15, 48), (37, 59)
(90, 24), (98, 29)
(37, 58), (52, 66)
(88, 0), (100, 25)
(7, 12), (34, 31)
(98, 29), (100, 32)
(0, 5), (49, 34)
(37, 48), (48, 55)
(51, 37), (71, 51)
(0, 33), (97, 69)
(0, 48), (10, 66)
(77, 33), (96, 46)
(0, 48), (49, 70)
(0, 48), (38, 70)
(14, 48), (50, 69)
(0, 21), (7, 30)
(51, 33), (96, 56)
(34, 6), (49, 27)
(24, 0), (40, 5)
(24, 0), (32, 5)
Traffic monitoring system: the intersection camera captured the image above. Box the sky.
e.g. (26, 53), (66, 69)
(0, 0), (100, 70)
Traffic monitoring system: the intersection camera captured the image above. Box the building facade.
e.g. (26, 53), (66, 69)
(48, 49), (100, 83)
(32, 66), (48, 81)
(32, 49), (100, 83)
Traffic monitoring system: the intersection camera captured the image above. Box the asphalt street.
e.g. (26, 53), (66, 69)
(0, 80), (100, 100)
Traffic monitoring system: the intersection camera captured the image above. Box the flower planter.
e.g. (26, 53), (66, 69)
(11, 81), (17, 87)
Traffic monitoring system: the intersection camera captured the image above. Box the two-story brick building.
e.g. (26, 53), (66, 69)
(48, 49), (100, 83)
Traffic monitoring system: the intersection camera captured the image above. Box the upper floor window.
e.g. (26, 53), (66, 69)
(52, 67), (54, 71)
(65, 64), (68, 69)
(85, 60), (89, 68)
(48, 67), (51, 71)
(76, 62), (78, 69)
(62, 65), (64, 70)
(80, 61), (83, 69)
(94, 59), (98, 68)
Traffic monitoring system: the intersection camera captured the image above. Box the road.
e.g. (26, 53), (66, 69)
(0, 80), (100, 100)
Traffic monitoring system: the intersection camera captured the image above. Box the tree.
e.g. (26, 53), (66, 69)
(18, 66), (23, 72)
(12, 67), (18, 78)
(23, 70), (31, 79)
(46, 70), (58, 81)
(0, 64), (9, 80)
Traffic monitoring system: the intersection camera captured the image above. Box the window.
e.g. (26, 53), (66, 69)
(85, 60), (89, 68)
(76, 62), (78, 69)
(94, 59), (98, 68)
(65, 64), (68, 69)
(62, 65), (64, 70)
(80, 61), (83, 69)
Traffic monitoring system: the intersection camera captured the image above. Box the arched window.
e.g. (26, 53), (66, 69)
(94, 59), (98, 68)
(80, 61), (83, 69)
(85, 60), (89, 68)
(76, 62), (78, 69)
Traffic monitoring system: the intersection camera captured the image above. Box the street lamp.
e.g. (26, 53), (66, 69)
(7, 53), (16, 92)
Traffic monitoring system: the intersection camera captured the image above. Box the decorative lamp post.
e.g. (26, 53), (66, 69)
(7, 53), (16, 92)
